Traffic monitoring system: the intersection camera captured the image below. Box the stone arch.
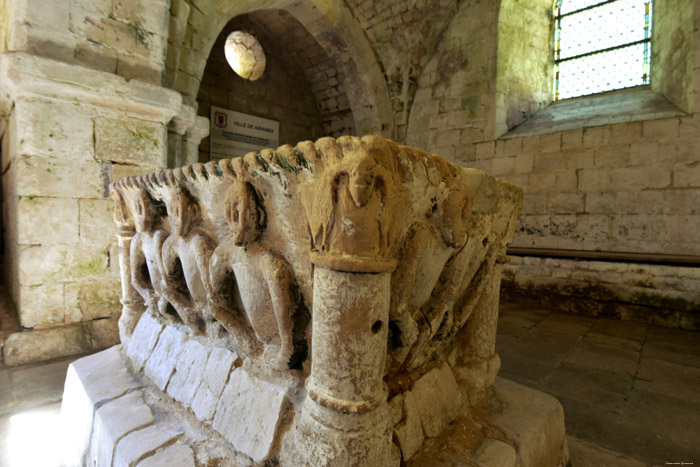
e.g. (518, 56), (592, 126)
(166, 0), (394, 138)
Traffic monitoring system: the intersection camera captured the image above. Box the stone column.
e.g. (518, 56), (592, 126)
(295, 260), (394, 466)
(167, 105), (209, 168)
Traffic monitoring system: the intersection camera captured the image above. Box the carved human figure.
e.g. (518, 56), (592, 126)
(209, 179), (299, 368)
(160, 185), (215, 333)
(388, 181), (474, 371)
(129, 188), (171, 321)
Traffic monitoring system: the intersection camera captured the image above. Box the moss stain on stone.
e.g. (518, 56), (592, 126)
(126, 123), (159, 152)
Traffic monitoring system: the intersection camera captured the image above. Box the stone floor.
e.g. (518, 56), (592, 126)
(497, 303), (700, 467)
(1, 302), (699, 466)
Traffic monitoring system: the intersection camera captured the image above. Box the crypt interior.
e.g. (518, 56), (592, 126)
(0, 0), (699, 465)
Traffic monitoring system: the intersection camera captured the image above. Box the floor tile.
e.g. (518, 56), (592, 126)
(635, 357), (700, 404)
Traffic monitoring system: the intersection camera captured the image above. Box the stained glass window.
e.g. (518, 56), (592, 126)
(554, 0), (652, 100)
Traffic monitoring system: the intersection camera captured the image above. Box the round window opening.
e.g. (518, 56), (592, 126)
(224, 31), (266, 81)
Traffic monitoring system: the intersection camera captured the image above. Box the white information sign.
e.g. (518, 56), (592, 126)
(209, 106), (279, 160)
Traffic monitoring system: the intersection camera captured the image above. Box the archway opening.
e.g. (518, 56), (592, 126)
(195, 9), (356, 162)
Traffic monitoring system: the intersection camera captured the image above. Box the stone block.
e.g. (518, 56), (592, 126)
(475, 142), (495, 160)
(489, 378), (567, 467)
(514, 152), (533, 173)
(14, 0), (70, 29)
(94, 115), (165, 166)
(539, 133), (561, 153)
(610, 122), (642, 144)
(113, 424), (183, 467)
(643, 118), (679, 140)
(111, 163), (161, 182)
(69, 345), (144, 404)
(126, 312), (164, 371)
(167, 339), (210, 407)
(88, 391), (155, 467)
(577, 168), (610, 192)
(61, 346), (144, 466)
(533, 152), (563, 173)
(393, 390), (424, 461)
(116, 53), (163, 84)
(144, 325), (187, 390)
(594, 144), (630, 168)
(74, 41), (118, 74)
(17, 196), (79, 245)
(213, 368), (290, 463)
(582, 126), (611, 148)
(17, 282), (65, 328)
(492, 156), (515, 176)
(610, 167), (670, 190)
(473, 438), (517, 467)
(411, 362), (463, 438)
(3, 323), (91, 366)
(65, 280), (122, 323)
(674, 161), (700, 187)
(14, 155), (103, 198)
(79, 199), (117, 246)
(136, 444), (196, 467)
(13, 97), (95, 161)
(90, 317), (120, 350)
(18, 244), (109, 286)
(527, 172), (557, 193)
(191, 346), (238, 421)
(548, 193), (584, 214)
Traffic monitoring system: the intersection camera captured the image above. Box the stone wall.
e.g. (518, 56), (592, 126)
(0, 0), (194, 364)
(195, 13), (326, 162)
(0, 52), (187, 364)
(3, 0), (170, 84)
(403, 0), (700, 329)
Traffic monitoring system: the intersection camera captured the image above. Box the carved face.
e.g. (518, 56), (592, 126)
(168, 187), (199, 237)
(225, 181), (263, 246)
(134, 189), (152, 232)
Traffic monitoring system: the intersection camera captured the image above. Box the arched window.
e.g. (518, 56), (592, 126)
(554, 0), (652, 100)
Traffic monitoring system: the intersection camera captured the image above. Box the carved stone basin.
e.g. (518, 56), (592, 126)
(60, 135), (567, 467)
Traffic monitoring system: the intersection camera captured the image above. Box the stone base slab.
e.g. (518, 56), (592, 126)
(2, 318), (119, 366)
(60, 344), (568, 467)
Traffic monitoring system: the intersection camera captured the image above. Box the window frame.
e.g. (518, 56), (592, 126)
(553, 0), (653, 101)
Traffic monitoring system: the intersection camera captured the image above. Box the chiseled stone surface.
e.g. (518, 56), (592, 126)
(143, 325), (186, 391)
(393, 391), (424, 461)
(61, 346), (144, 467)
(136, 444), (197, 467)
(489, 377), (568, 467)
(67, 345), (143, 405)
(473, 438), (517, 467)
(167, 339), (210, 407)
(113, 424), (183, 467)
(126, 312), (164, 370)
(88, 391), (155, 467)
(3, 324), (92, 366)
(212, 368), (290, 464)
(190, 347), (237, 422)
(411, 362), (464, 438)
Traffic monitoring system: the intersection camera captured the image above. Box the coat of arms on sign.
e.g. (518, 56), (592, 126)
(214, 111), (227, 128)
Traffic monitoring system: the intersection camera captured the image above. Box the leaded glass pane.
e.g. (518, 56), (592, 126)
(557, 42), (648, 99)
(559, 0), (648, 60)
(554, 0), (652, 100)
